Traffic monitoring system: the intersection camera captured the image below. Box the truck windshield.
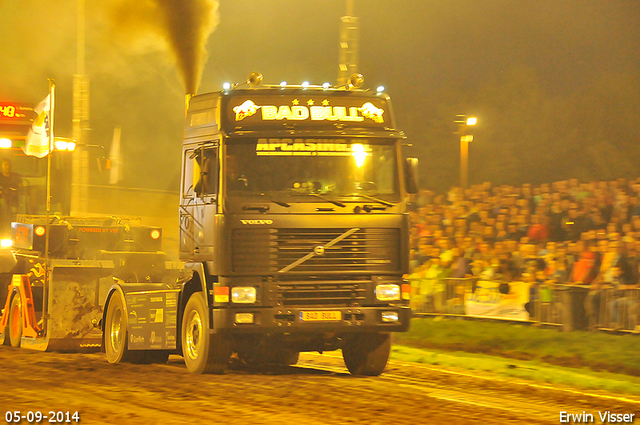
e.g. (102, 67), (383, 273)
(226, 138), (399, 201)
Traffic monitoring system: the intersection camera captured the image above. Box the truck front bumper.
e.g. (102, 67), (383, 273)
(211, 305), (411, 334)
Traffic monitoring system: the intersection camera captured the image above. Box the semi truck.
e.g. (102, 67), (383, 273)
(0, 74), (418, 376)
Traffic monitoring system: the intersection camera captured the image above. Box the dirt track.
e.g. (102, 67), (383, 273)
(0, 346), (638, 425)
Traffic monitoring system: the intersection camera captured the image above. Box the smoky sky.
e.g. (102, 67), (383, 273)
(0, 0), (638, 191)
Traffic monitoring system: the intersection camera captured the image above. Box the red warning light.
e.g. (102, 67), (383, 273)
(35, 226), (46, 237)
(150, 229), (161, 240)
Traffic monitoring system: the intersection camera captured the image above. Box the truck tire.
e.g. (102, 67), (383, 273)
(238, 348), (299, 366)
(105, 291), (139, 363)
(272, 349), (299, 366)
(182, 292), (230, 374)
(141, 351), (170, 364)
(8, 293), (22, 348)
(342, 332), (391, 376)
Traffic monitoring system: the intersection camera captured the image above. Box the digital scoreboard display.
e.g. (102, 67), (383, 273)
(0, 102), (34, 124)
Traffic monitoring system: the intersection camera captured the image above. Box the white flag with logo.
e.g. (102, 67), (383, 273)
(24, 94), (51, 158)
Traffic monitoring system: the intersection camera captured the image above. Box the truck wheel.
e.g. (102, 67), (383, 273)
(342, 332), (391, 376)
(272, 349), (299, 366)
(8, 293), (22, 348)
(182, 292), (230, 374)
(105, 292), (138, 363)
(141, 351), (170, 364)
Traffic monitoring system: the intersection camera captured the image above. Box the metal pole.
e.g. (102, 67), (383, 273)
(460, 135), (468, 190)
(43, 79), (55, 332)
(72, 0), (89, 215)
(346, 0), (354, 16)
(338, 0), (359, 86)
(45, 80), (55, 261)
(77, 0), (84, 75)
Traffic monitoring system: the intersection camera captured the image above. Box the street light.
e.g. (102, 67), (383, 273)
(455, 115), (477, 190)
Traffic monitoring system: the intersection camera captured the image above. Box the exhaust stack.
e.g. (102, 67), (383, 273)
(185, 93), (193, 117)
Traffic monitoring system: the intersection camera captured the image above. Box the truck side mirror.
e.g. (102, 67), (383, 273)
(405, 158), (419, 194)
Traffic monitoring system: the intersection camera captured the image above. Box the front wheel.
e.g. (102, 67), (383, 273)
(8, 293), (22, 348)
(182, 292), (231, 374)
(342, 332), (391, 376)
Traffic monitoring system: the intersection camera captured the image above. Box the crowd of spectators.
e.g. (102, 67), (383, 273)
(408, 178), (640, 327)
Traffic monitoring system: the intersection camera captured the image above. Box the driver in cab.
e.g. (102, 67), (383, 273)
(225, 154), (250, 191)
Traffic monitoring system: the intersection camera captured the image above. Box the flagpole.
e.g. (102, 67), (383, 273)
(43, 79), (54, 332)
(45, 80), (54, 258)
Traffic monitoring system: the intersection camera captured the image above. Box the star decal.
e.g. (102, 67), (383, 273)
(307, 99), (315, 106)
(292, 99), (299, 105)
(322, 99), (330, 106)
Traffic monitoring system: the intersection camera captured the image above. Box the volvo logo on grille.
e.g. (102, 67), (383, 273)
(314, 246), (326, 256)
(240, 220), (273, 225)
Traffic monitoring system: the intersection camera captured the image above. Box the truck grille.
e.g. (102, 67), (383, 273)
(274, 277), (368, 307)
(232, 228), (400, 274)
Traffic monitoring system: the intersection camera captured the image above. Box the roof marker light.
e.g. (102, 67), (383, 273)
(323, 82), (331, 89)
(222, 82), (231, 90)
(280, 81), (287, 88)
(302, 81), (310, 88)
(376, 86), (385, 93)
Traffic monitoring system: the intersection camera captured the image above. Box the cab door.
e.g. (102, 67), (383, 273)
(179, 142), (219, 260)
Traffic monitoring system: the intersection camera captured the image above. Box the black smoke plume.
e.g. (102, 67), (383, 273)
(109, 0), (219, 94)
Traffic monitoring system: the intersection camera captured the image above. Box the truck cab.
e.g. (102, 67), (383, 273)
(176, 74), (416, 375)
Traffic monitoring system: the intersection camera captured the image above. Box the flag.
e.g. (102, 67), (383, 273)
(24, 94), (51, 158)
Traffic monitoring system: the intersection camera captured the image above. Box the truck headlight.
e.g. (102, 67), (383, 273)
(375, 284), (401, 301)
(382, 311), (399, 322)
(231, 287), (257, 303)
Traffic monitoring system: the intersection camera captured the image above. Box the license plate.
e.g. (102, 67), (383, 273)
(299, 311), (342, 322)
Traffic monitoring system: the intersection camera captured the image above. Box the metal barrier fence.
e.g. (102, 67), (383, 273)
(409, 277), (477, 315)
(530, 283), (563, 326)
(408, 277), (640, 332)
(586, 287), (640, 332)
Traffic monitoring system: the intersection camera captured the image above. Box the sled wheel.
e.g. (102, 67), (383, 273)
(8, 293), (22, 348)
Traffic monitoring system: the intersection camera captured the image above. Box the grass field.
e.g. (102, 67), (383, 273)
(389, 316), (640, 392)
(389, 344), (640, 396)
(394, 317), (640, 374)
